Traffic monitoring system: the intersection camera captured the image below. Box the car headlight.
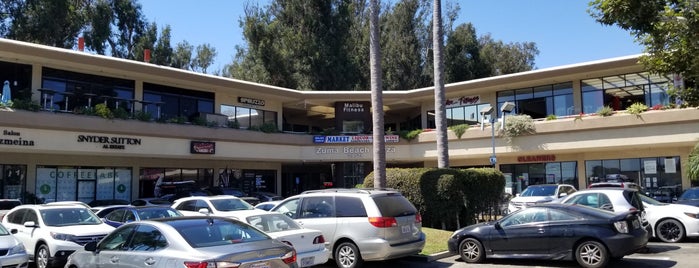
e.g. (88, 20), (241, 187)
(684, 212), (699, 219)
(51, 232), (75, 241)
(7, 243), (26, 255)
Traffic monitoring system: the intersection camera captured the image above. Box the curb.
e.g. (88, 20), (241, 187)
(405, 251), (456, 262)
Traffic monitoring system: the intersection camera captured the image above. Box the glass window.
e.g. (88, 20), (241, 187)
(99, 225), (137, 251)
(497, 82), (574, 119)
(128, 225), (167, 251)
(501, 207), (547, 227)
(106, 209), (126, 222)
(1, 165), (26, 200)
(300, 197), (334, 219)
(272, 198), (299, 218)
(335, 196), (367, 217)
(342, 120), (364, 133)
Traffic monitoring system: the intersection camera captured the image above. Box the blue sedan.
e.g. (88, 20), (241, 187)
(448, 203), (649, 268)
(102, 206), (182, 227)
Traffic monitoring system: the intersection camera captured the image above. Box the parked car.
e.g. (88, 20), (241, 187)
(507, 184), (577, 213)
(559, 188), (652, 235)
(2, 203), (115, 268)
(218, 209), (330, 267)
(203, 187), (247, 197)
(171, 195), (255, 217)
(130, 197), (172, 206)
(102, 206), (183, 228)
(0, 199), (22, 220)
(0, 222), (29, 267)
(255, 200), (283, 211)
(160, 188), (212, 203)
(87, 199), (130, 208)
(93, 205), (131, 218)
(448, 203), (649, 268)
(639, 193), (699, 243)
(589, 181), (643, 191)
(252, 191), (284, 202)
(65, 216), (298, 268)
(271, 188), (425, 268)
(646, 185), (682, 203)
(675, 187), (699, 207)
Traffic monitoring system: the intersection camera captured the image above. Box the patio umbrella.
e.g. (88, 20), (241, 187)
(1, 80), (10, 104)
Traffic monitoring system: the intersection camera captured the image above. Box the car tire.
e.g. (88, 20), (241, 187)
(575, 240), (609, 268)
(656, 218), (685, 243)
(459, 238), (485, 263)
(36, 243), (51, 268)
(334, 241), (363, 268)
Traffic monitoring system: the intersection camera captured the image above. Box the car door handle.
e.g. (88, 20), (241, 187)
(110, 255), (119, 263)
(538, 228), (545, 234)
(145, 257), (156, 266)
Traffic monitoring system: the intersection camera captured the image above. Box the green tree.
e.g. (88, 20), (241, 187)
(479, 34), (539, 76)
(370, 0), (386, 188)
(193, 43), (217, 74)
(152, 25), (173, 66)
(690, 142), (699, 182)
(4, 0), (91, 48)
(381, 0), (428, 90)
(84, 0), (114, 55)
(171, 40), (194, 69)
(588, 0), (698, 104)
(108, 0), (147, 59)
(444, 23), (486, 83)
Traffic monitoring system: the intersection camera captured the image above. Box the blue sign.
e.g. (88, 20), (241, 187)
(313, 136), (326, 143)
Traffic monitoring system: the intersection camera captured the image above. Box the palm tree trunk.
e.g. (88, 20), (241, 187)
(370, 0), (386, 188)
(433, 0), (449, 168)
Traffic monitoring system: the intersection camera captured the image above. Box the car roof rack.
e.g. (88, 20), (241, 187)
(300, 188), (398, 194)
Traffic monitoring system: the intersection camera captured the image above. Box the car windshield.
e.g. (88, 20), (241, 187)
(210, 198), (254, 211)
(175, 218), (269, 248)
(246, 213), (301, 233)
(640, 194), (667, 206)
(520, 185), (557, 197)
(0, 224), (9, 235)
(679, 189), (699, 200)
(41, 208), (102, 226)
(137, 208), (183, 220)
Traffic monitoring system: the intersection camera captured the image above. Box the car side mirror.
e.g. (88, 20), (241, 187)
(10, 229), (17, 234)
(23, 221), (37, 228)
(84, 241), (98, 252)
(494, 222), (502, 230)
(559, 192), (568, 198)
(198, 208), (211, 215)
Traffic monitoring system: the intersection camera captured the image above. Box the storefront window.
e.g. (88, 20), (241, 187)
(501, 161), (578, 195)
(496, 82), (574, 119)
(138, 168), (214, 198)
(585, 156), (681, 191)
(220, 105), (278, 129)
(35, 166), (131, 204)
(1, 165), (26, 200)
(42, 68), (134, 112)
(581, 72), (671, 113)
(143, 82), (214, 122)
(427, 103), (492, 128)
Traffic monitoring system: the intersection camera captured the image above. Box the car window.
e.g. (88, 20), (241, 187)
(40, 208), (101, 226)
(99, 225), (136, 251)
(106, 209), (126, 222)
(24, 209), (38, 224)
(549, 209), (581, 221)
(178, 219), (268, 248)
(624, 191), (645, 211)
(300, 197), (334, 219)
(131, 200), (146, 206)
(127, 225), (167, 251)
(6, 209), (25, 224)
(271, 198), (299, 218)
(176, 200), (197, 211)
(520, 185), (557, 197)
(194, 200), (210, 212)
(500, 207), (547, 227)
(246, 213), (300, 233)
(210, 198), (253, 211)
(599, 194), (613, 210)
(124, 211), (136, 222)
(373, 194), (416, 217)
(336, 196), (367, 217)
(564, 193), (597, 207)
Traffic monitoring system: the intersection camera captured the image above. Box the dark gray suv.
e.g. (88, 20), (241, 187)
(271, 188), (425, 268)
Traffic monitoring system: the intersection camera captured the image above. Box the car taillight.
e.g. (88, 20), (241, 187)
(368, 217), (397, 228)
(613, 221), (630, 233)
(313, 235), (325, 244)
(415, 213), (422, 223)
(184, 261), (240, 268)
(282, 249), (297, 264)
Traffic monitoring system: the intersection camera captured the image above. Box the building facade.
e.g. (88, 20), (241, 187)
(1, 39), (697, 204)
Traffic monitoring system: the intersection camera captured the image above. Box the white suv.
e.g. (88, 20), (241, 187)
(2, 204), (115, 268)
(271, 188), (425, 268)
(507, 184), (577, 213)
(171, 195), (256, 217)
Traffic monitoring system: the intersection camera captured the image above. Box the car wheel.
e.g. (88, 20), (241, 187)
(656, 218), (685, 243)
(575, 240), (609, 268)
(334, 241), (363, 268)
(459, 238), (485, 263)
(36, 243), (51, 268)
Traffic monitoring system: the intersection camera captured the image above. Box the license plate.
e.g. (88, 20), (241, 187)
(300, 256), (315, 267)
(251, 262), (270, 268)
(401, 225), (411, 233)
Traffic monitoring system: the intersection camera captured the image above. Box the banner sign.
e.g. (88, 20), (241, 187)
(313, 135), (399, 144)
(190, 141), (216, 154)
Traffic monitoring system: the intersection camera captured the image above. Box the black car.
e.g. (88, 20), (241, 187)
(676, 187), (699, 206)
(448, 203), (648, 268)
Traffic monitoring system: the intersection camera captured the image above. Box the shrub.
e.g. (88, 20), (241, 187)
(227, 120), (240, 129)
(399, 129), (423, 141)
(11, 99), (41, 112)
(167, 116), (187, 124)
(112, 107), (130, 119)
(258, 122), (279, 133)
(134, 110), (152, 121)
(497, 114), (536, 144)
(626, 102), (648, 116)
(94, 103), (113, 119)
(448, 124), (470, 139)
(545, 114), (557, 121)
(192, 116), (207, 126)
(596, 106), (614, 117)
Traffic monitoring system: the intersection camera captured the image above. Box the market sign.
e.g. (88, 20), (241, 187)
(191, 141), (216, 154)
(313, 135), (399, 144)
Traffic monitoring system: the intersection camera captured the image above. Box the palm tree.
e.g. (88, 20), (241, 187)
(433, 0), (449, 168)
(369, 0), (386, 188)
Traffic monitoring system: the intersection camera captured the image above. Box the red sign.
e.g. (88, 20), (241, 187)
(517, 155), (556, 162)
(190, 141), (215, 154)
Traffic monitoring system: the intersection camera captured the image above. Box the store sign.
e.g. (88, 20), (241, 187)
(445, 95), (480, 108)
(76, 134), (141, 150)
(517, 155), (556, 162)
(1, 129), (35, 146)
(340, 102), (366, 113)
(313, 135), (399, 143)
(238, 97), (265, 106)
(315, 146), (396, 158)
(191, 141), (216, 154)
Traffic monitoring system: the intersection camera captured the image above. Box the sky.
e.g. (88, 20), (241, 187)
(139, 0), (644, 72)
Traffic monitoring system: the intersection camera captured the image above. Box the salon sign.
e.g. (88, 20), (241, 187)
(445, 95), (480, 108)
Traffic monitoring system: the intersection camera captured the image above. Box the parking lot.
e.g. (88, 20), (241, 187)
(315, 240), (698, 268)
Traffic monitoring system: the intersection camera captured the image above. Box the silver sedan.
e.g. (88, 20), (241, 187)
(65, 216), (298, 268)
